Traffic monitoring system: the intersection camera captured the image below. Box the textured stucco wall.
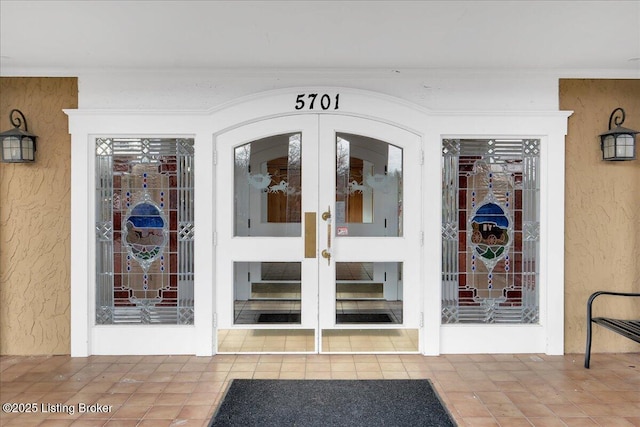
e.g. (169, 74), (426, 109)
(560, 79), (640, 354)
(0, 77), (77, 355)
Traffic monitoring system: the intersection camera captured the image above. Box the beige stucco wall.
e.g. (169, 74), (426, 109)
(560, 79), (640, 354)
(0, 77), (77, 355)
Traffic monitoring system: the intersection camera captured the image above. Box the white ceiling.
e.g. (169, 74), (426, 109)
(1, 0), (639, 76)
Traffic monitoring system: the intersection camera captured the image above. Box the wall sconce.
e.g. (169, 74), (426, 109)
(0, 109), (37, 163)
(600, 107), (637, 161)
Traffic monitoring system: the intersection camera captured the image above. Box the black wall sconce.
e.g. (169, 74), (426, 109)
(0, 109), (37, 163)
(600, 107), (637, 161)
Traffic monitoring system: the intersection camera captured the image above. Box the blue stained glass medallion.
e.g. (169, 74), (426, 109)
(123, 197), (167, 270)
(469, 196), (511, 271)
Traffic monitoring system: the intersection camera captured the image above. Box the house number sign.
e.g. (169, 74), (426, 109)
(294, 93), (340, 111)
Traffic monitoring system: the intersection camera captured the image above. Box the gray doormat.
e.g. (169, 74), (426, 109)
(336, 313), (393, 323)
(209, 379), (457, 426)
(257, 313), (301, 323)
(255, 313), (394, 323)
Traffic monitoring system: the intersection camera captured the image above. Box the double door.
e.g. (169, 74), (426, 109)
(215, 114), (422, 353)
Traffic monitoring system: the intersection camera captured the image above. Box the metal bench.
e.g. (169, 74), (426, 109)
(585, 291), (640, 368)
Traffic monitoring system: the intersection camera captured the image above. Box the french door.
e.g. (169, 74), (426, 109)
(215, 114), (422, 353)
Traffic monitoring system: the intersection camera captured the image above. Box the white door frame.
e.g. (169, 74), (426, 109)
(214, 113), (423, 353)
(214, 115), (321, 341)
(316, 115), (423, 340)
(67, 87), (569, 356)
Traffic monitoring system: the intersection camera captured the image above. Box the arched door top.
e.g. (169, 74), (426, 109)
(207, 87), (428, 138)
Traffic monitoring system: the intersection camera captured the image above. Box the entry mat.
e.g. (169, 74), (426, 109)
(209, 379), (457, 426)
(256, 313), (393, 323)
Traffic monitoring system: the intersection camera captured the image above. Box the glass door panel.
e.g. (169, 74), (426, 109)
(335, 134), (403, 237)
(335, 262), (403, 325)
(234, 133), (302, 237)
(234, 262), (301, 325)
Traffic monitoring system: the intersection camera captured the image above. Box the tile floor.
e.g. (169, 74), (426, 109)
(1, 352), (639, 427)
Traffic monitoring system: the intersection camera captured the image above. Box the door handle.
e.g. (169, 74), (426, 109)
(321, 206), (331, 265)
(321, 249), (331, 265)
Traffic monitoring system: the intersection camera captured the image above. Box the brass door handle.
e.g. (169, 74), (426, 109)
(322, 206), (331, 265)
(321, 249), (331, 265)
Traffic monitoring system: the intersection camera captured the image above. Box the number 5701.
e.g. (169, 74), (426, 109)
(294, 93), (340, 111)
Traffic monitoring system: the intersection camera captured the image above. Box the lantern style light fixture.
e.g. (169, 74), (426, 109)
(0, 109), (37, 163)
(600, 107), (637, 161)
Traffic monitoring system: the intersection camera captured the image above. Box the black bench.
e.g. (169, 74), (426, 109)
(585, 291), (640, 368)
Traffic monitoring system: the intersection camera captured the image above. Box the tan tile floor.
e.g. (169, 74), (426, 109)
(1, 352), (639, 426)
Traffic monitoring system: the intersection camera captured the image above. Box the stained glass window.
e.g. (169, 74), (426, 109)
(442, 139), (540, 324)
(95, 137), (194, 324)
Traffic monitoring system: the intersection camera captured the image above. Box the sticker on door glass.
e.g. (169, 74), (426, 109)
(337, 226), (349, 236)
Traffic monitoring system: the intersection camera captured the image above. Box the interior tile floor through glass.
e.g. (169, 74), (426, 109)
(1, 353), (639, 426)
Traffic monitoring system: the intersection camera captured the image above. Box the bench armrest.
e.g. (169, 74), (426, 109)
(587, 291), (640, 322)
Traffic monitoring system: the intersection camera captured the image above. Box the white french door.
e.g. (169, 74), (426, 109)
(215, 114), (422, 353)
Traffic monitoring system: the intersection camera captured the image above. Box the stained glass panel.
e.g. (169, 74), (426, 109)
(442, 139), (540, 324)
(95, 137), (194, 325)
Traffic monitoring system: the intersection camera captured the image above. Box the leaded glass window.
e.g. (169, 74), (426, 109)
(442, 139), (540, 324)
(95, 137), (194, 324)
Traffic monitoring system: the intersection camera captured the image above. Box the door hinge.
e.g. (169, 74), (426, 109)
(420, 231), (424, 247)
(213, 150), (218, 165)
(213, 313), (218, 328)
(213, 231), (218, 246)
(420, 150), (424, 165)
(420, 312), (424, 328)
